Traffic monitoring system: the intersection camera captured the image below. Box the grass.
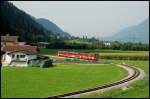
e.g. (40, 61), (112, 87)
(79, 60), (149, 98)
(2, 49), (149, 98)
(1, 64), (128, 98)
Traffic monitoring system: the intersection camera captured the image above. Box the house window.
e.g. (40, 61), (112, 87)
(12, 54), (15, 58)
(17, 55), (19, 59)
(20, 55), (25, 58)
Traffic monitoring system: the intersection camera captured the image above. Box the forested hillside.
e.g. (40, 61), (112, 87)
(1, 1), (55, 43)
(36, 18), (71, 38)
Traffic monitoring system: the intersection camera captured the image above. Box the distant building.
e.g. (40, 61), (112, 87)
(1, 34), (19, 46)
(98, 40), (112, 46)
(1, 34), (27, 46)
(102, 41), (112, 46)
(30, 42), (49, 49)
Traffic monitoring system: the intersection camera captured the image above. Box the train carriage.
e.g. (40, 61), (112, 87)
(58, 51), (98, 61)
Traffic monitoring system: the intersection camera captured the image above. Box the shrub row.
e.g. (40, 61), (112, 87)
(100, 55), (149, 60)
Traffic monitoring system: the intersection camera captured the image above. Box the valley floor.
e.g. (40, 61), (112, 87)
(1, 49), (149, 98)
(1, 64), (127, 98)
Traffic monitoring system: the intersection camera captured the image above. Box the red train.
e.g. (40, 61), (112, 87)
(58, 51), (98, 60)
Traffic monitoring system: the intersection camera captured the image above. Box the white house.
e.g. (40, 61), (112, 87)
(1, 45), (38, 67)
(103, 41), (112, 46)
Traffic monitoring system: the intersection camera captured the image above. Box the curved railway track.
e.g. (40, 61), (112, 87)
(47, 64), (141, 98)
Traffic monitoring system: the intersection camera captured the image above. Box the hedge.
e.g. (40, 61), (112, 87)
(28, 59), (53, 68)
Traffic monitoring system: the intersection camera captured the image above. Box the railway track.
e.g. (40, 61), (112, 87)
(47, 64), (141, 98)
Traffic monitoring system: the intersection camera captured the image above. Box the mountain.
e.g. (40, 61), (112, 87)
(36, 18), (71, 37)
(1, 1), (63, 43)
(105, 18), (149, 43)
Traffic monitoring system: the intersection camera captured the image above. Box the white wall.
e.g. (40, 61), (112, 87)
(10, 61), (28, 67)
(27, 54), (37, 60)
(3, 54), (12, 64)
(11, 52), (27, 61)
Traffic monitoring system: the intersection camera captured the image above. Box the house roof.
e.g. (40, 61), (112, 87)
(1, 35), (18, 42)
(1, 45), (38, 53)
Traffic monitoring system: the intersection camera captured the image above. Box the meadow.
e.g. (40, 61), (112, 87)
(1, 64), (127, 98)
(79, 60), (149, 98)
(1, 49), (149, 98)
(38, 48), (149, 98)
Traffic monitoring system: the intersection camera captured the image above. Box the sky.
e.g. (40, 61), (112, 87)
(10, 1), (149, 38)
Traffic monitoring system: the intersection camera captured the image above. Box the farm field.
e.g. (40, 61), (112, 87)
(39, 49), (149, 56)
(1, 64), (128, 98)
(79, 60), (149, 98)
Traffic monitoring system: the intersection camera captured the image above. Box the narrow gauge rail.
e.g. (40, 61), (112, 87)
(47, 64), (140, 98)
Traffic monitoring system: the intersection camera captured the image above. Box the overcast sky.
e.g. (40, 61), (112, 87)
(10, 1), (149, 38)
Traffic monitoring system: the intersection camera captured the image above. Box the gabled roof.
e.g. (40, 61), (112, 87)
(1, 45), (38, 53)
(1, 35), (18, 42)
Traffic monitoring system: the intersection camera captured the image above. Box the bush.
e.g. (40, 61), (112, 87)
(41, 60), (53, 68)
(28, 59), (53, 68)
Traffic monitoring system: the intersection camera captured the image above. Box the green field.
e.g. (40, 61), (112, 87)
(79, 60), (149, 98)
(1, 64), (128, 98)
(2, 49), (149, 98)
(38, 49), (149, 98)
